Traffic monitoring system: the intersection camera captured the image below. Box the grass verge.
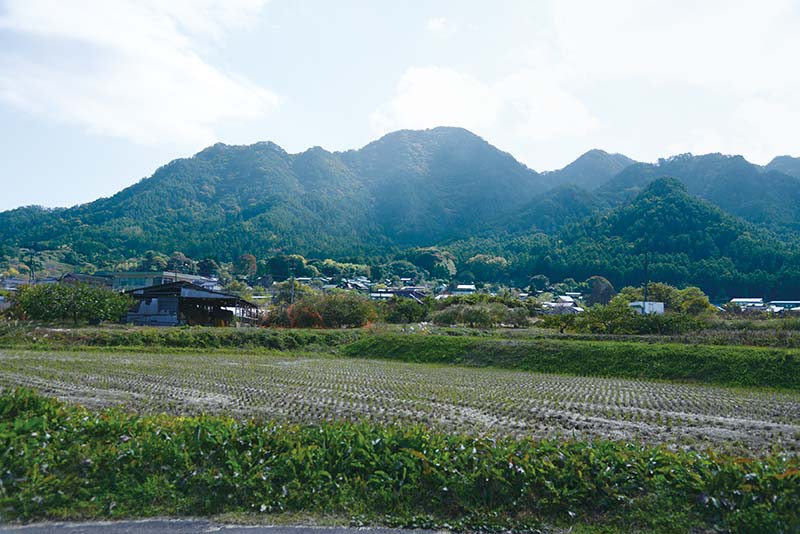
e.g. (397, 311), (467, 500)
(341, 334), (800, 391)
(0, 324), (361, 352)
(1, 389), (798, 532)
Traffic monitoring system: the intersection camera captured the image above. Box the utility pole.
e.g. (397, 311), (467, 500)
(642, 249), (649, 314)
(27, 250), (37, 284)
(289, 268), (295, 305)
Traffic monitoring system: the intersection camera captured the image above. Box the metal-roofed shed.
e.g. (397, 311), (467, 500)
(125, 281), (259, 327)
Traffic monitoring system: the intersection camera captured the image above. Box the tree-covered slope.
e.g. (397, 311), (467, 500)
(0, 128), (544, 260)
(766, 155), (800, 179)
(341, 127), (545, 245)
(551, 178), (795, 297)
(596, 153), (800, 233)
(490, 184), (601, 234)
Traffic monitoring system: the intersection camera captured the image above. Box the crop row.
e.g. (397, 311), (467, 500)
(1, 349), (798, 455)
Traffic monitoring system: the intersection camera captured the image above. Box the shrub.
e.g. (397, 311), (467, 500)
(432, 303), (529, 328)
(382, 297), (430, 324)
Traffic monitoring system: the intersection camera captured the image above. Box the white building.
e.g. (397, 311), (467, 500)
(729, 298), (765, 311)
(453, 284), (476, 295)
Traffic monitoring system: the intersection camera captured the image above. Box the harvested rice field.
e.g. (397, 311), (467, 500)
(1, 349), (799, 455)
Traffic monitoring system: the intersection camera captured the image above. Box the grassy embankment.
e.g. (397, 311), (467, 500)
(342, 334), (800, 391)
(2, 322), (799, 390)
(0, 323), (360, 352)
(1, 389), (798, 532)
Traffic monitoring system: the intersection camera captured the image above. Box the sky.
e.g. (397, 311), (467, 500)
(0, 0), (799, 211)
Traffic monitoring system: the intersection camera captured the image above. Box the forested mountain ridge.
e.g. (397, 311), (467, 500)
(1, 127), (799, 298)
(596, 153), (800, 233)
(0, 127), (545, 260)
(767, 155), (800, 179)
(557, 178), (798, 297)
(445, 178), (799, 298)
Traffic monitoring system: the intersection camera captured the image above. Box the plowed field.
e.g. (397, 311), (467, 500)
(2, 349), (798, 455)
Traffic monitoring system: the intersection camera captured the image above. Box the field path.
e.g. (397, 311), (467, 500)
(1, 349), (799, 454)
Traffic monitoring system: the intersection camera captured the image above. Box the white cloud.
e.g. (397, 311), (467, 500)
(378, 1), (800, 169)
(370, 67), (502, 134)
(495, 69), (598, 141)
(371, 66), (598, 149)
(426, 17), (447, 32)
(543, 0), (800, 163)
(0, 0), (278, 147)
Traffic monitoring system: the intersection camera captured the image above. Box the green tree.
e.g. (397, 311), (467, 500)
(197, 258), (220, 278)
(167, 251), (196, 273)
(464, 254), (508, 282)
(138, 251), (169, 272)
(12, 283), (131, 325)
(234, 253), (257, 279)
(318, 293), (376, 328)
(586, 275), (616, 306)
(383, 297), (430, 324)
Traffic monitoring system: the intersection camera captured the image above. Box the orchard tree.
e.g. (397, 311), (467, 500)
(12, 283), (132, 325)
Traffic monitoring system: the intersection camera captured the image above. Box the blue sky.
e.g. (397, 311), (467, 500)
(1, 0), (799, 211)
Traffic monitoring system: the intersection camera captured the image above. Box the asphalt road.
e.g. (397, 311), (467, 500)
(0, 521), (441, 534)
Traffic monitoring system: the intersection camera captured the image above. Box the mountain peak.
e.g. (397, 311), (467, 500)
(766, 155), (800, 179)
(544, 148), (635, 190)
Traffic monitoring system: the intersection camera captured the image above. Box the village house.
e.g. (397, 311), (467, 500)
(729, 298), (766, 311)
(453, 284), (476, 295)
(125, 281), (259, 327)
(543, 295), (584, 315)
(767, 301), (800, 311)
(59, 272), (113, 288)
(369, 286), (428, 304)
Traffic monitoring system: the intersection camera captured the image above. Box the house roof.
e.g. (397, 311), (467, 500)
(128, 281), (257, 308)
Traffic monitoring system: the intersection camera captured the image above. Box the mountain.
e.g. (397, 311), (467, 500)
(596, 153), (800, 233)
(3, 128), (800, 298)
(0, 127), (545, 260)
(766, 155), (800, 179)
(543, 149), (635, 190)
(340, 128), (546, 245)
(547, 178), (793, 297)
